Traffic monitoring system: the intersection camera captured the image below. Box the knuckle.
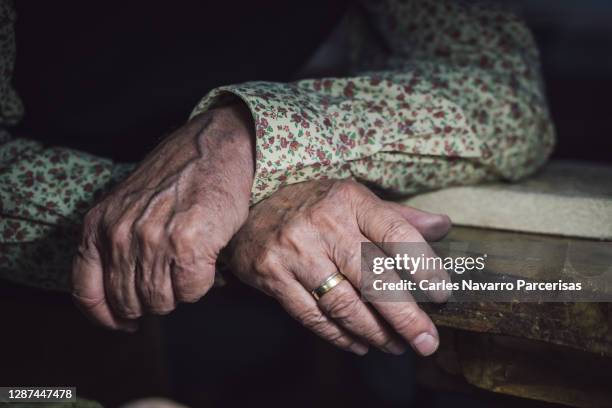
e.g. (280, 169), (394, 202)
(394, 308), (423, 335)
(120, 309), (141, 320)
(365, 328), (391, 347)
(72, 292), (104, 310)
(283, 219), (305, 238)
(299, 308), (328, 332)
(333, 179), (361, 195)
(111, 296), (142, 319)
(172, 263), (214, 299)
(114, 300), (141, 319)
(253, 247), (280, 274)
(134, 220), (161, 246)
(326, 292), (360, 321)
(382, 218), (418, 242)
(168, 226), (201, 255)
(141, 285), (175, 314)
(306, 205), (337, 230)
(178, 276), (214, 303)
(248, 265), (288, 298)
(139, 283), (156, 305)
(108, 220), (132, 246)
(170, 221), (200, 243)
(342, 242), (360, 260)
(277, 220), (308, 248)
(325, 331), (352, 349)
(172, 262), (201, 283)
(329, 179), (368, 203)
(335, 244), (360, 271)
(105, 283), (140, 318)
(171, 270), (195, 292)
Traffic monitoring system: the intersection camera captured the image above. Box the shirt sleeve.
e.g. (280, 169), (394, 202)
(0, 136), (134, 291)
(190, 0), (555, 204)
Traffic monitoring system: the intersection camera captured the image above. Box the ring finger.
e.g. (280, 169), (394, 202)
(293, 258), (406, 355)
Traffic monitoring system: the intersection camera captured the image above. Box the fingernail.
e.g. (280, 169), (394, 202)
(411, 332), (439, 356)
(350, 342), (369, 356)
(385, 341), (407, 355)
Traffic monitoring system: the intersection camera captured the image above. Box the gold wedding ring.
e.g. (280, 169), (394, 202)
(311, 272), (346, 301)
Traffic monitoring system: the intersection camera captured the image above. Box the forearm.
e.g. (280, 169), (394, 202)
(0, 104), (255, 292)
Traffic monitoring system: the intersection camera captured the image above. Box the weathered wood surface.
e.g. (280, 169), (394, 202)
(403, 161), (612, 239)
(422, 226), (612, 356)
(418, 226), (612, 406)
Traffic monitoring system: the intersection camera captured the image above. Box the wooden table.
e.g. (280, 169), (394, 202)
(418, 227), (612, 408)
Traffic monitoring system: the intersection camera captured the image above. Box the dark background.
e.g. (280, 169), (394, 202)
(502, 0), (612, 164)
(2, 0), (611, 407)
(12, 0), (612, 165)
(12, 0), (349, 161)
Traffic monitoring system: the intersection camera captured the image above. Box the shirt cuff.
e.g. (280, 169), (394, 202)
(190, 79), (484, 203)
(190, 82), (355, 204)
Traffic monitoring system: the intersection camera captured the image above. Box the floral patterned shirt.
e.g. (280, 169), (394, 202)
(0, 0), (555, 290)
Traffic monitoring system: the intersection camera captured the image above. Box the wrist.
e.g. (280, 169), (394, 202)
(194, 103), (255, 207)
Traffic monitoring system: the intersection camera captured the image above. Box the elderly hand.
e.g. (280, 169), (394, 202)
(229, 179), (451, 356)
(72, 103), (254, 331)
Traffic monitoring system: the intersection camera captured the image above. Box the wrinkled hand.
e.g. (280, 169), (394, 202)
(72, 104), (255, 331)
(230, 179), (451, 356)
